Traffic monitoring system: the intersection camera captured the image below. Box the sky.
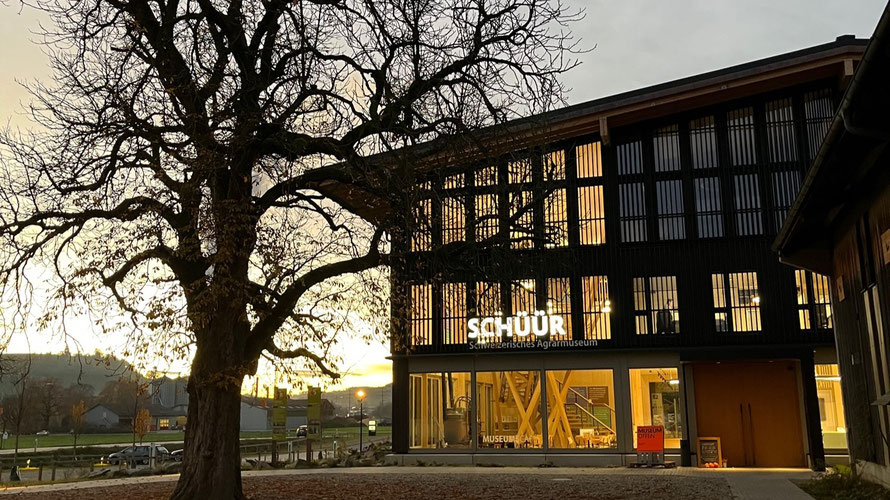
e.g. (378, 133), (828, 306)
(0, 0), (887, 389)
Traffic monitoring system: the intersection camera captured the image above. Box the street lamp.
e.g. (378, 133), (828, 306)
(355, 389), (366, 454)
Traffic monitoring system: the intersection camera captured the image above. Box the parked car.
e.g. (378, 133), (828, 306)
(35, 430), (49, 436)
(170, 449), (183, 462)
(108, 445), (171, 465)
(296, 425), (308, 437)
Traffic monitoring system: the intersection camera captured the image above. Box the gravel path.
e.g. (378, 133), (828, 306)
(4, 472), (732, 499)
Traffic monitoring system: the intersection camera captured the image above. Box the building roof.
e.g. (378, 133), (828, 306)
(310, 36), (868, 223)
(774, 5), (890, 273)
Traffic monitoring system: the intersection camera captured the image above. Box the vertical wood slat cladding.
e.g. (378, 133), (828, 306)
(399, 82), (838, 354)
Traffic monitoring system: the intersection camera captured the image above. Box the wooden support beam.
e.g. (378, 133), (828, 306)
(599, 116), (611, 146)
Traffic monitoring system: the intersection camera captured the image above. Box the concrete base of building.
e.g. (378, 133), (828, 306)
(385, 453), (682, 467)
(856, 459), (890, 489)
(824, 454), (850, 467)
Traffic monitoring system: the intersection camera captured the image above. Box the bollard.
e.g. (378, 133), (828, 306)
(38, 464), (43, 481)
(51, 457), (56, 481)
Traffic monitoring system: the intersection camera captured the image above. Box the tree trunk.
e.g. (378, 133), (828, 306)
(170, 341), (247, 499)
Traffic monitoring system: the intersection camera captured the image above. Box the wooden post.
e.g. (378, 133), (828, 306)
(38, 464), (43, 481)
(51, 455), (56, 481)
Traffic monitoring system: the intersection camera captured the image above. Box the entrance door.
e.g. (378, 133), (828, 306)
(693, 361), (806, 467)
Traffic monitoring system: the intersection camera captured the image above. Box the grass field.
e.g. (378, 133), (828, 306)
(0, 427), (392, 451)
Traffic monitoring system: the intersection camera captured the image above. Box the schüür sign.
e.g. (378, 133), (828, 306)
(467, 311), (566, 340)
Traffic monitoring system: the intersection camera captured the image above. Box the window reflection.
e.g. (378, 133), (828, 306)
(508, 190), (535, 249)
(689, 116), (718, 169)
(653, 125), (681, 172)
(546, 370), (616, 449)
(543, 188), (569, 247)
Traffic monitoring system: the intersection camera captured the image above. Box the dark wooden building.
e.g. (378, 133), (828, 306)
(348, 36), (872, 469)
(776, 5), (890, 486)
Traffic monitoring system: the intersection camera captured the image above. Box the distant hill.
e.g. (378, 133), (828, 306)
(0, 353), (139, 397)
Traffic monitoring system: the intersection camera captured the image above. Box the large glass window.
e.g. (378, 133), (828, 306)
(815, 364), (847, 450)
(619, 182), (647, 242)
(689, 116), (718, 169)
(633, 276), (679, 334)
(727, 107), (757, 166)
(804, 89), (834, 161)
(546, 370), (616, 449)
(543, 150), (566, 181)
(694, 177), (723, 238)
(656, 180), (685, 240)
(578, 185), (605, 245)
(653, 125), (681, 172)
(576, 142), (603, 178)
(474, 193), (499, 243)
(765, 98), (798, 164)
(409, 284), (433, 346)
(442, 283), (467, 344)
(581, 276), (611, 340)
(508, 157), (532, 184)
(476, 371), (543, 449)
(508, 190), (535, 249)
(630, 368), (683, 449)
(712, 272), (761, 332)
(733, 174), (763, 236)
(411, 197), (432, 251)
(546, 278), (572, 341)
(796, 270), (833, 330)
(617, 140), (643, 175)
(442, 195), (466, 245)
(772, 170), (802, 230)
(543, 189), (569, 248)
(409, 372), (472, 449)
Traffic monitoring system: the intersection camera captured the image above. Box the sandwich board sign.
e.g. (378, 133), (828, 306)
(634, 425), (666, 467)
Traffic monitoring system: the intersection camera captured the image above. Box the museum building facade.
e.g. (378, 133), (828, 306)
(384, 37), (867, 469)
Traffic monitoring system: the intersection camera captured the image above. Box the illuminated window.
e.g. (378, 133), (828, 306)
(475, 165), (498, 187)
(409, 284), (433, 346)
(656, 180), (685, 240)
(543, 150), (566, 181)
(508, 157), (532, 184)
(578, 185), (605, 245)
(508, 190), (535, 249)
(474, 282), (501, 317)
(511, 280), (536, 316)
(712, 272), (761, 332)
(581, 276), (611, 340)
(733, 174), (762, 236)
(694, 177), (723, 238)
(727, 107), (757, 166)
(653, 125), (681, 172)
(796, 270), (833, 330)
(546, 278), (572, 341)
(476, 371), (543, 449)
(411, 198), (432, 251)
(444, 172), (464, 190)
(576, 142), (602, 178)
(815, 364), (847, 450)
(689, 116), (718, 169)
(442, 196), (466, 245)
(804, 89), (834, 161)
(543, 189), (568, 247)
(409, 372), (472, 449)
(159, 418), (170, 430)
(619, 182), (647, 242)
(442, 283), (467, 344)
(633, 276), (679, 334)
(474, 193), (499, 243)
(630, 368), (683, 449)
(546, 369), (616, 449)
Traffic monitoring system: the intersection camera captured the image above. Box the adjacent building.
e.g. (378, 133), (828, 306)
(355, 37), (873, 468)
(776, 5), (890, 486)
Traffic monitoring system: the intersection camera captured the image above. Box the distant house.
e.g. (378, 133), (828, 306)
(84, 403), (132, 430)
(147, 376), (189, 430)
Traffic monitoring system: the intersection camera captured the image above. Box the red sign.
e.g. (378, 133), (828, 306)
(636, 425), (665, 453)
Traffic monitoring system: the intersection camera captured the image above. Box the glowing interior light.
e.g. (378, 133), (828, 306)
(752, 296), (761, 304)
(602, 299), (612, 313)
(669, 379), (680, 386)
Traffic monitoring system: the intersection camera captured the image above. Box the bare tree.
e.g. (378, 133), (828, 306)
(0, 0), (580, 497)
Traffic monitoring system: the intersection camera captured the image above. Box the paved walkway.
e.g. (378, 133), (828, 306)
(0, 466), (816, 498)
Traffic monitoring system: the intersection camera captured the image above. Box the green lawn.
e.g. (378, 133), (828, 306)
(0, 427), (391, 451)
